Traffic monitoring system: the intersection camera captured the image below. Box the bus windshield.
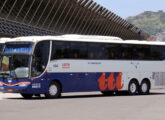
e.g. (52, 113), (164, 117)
(0, 55), (31, 78)
(0, 43), (4, 52)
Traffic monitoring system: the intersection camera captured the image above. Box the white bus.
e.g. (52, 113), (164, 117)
(0, 35), (165, 99)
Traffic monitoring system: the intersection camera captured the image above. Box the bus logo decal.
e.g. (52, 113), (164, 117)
(98, 72), (124, 91)
(62, 63), (70, 69)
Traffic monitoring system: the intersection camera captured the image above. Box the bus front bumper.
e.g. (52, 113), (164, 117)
(0, 85), (28, 93)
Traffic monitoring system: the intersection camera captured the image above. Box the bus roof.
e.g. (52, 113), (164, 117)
(5, 35), (122, 43)
(0, 37), (10, 43)
(3, 35), (165, 46)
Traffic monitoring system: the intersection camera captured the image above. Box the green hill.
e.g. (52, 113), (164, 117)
(126, 10), (165, 35)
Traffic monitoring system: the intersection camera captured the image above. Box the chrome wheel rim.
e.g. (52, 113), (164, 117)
(49, 85), (58, 96)
(130, 83), (137, 93)
(141, 83), (148, 93)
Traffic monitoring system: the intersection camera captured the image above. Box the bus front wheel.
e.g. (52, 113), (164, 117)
(45, 82), (61, 99)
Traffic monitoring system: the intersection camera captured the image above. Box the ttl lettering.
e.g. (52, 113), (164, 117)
(98, 72), (124, 91)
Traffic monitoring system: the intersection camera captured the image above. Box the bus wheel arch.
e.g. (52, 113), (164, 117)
(139, 78), (150, 95)
(128, 79), (139, 95)
(45, 80), (62, 99)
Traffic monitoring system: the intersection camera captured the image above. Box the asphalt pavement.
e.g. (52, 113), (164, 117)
(1, 90), (165, 120)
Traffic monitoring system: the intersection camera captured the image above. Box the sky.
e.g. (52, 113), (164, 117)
(93, 0), (165, 18)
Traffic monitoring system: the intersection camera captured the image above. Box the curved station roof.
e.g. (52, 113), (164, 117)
(0, 0), (150, 40)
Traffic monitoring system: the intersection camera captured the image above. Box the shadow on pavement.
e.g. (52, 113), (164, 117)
(4, 92), (165, 100)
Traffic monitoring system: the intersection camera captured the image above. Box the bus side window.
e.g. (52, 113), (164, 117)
(105, 44), (120, 59)
(121, 44), (134, 60)
(70, 42), (88, 59)
(143, 45), (151, 60)
(88, 43), (104, 59)
(132, 45), (151, 60)
(151, 46), (160, 60)
(51, 41), (69, 60)
(32, 41), (50, 77)
(151, 46), (165, 60)
(135, 46), (144, 60)
(70, 42), (80, 59)
(89, 52), (94, 59)
(159, 46), (165, 60)
(79, 43), (88, 59)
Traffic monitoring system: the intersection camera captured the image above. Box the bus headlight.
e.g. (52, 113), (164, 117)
(0, 82), (3, 86)
(19, 82), (30, 87)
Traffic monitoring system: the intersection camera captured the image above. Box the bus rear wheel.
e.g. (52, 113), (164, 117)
(139, 80), (150, 95)
(128, 80), (138, 95)
(45, 82), (61, 99)
(21, 93), (33, 99)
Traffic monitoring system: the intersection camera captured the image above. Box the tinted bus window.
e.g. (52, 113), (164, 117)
(135, 45), (151, 60)
(79, 43), (88, 59)
(51, 41), (165, 61)
(105, 44), (121, 59)
(88, 43), (104, 59)
(70, 42), (88, 59)
(151, 46), (165, 60)
(159, 46), (165, 60)
(151, 46), (162, 60)
(51, 41), (70, 60)
(120, 44), (134, 60)
(143, 45), (151, 60)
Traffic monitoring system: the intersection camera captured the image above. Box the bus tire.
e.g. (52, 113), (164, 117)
(45, 82), (61, 99)
(128, 80), (138, 95)
(101, 91), (114, 96)
(21, 93), (33, 99)
(139, 80), (150, 95)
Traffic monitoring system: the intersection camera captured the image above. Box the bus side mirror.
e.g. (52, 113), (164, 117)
(10, 71), (14, 77)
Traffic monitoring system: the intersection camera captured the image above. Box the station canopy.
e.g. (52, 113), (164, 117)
(0, 0), (150, 40)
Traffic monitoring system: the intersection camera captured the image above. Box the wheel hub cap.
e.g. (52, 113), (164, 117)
(142, 83), (147, 93)
(130, 83), (136, 93)
(49, 85), (58, 96)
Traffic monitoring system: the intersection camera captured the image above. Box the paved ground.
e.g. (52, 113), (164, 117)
(1, 90), (165, 120)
